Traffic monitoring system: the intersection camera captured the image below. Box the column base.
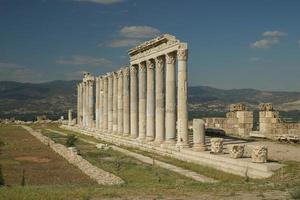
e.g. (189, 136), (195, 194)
(146, 136), (154, 142)
(176, 141), (189, 149)
(193, 144), (206, 152)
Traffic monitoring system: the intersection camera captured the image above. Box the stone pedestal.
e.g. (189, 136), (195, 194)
(193, 119), (206, 151)
(130, 65), (138, 138)
(229, 144), (245, 159)
(146, 60), (155, 141)
(210, 138), (223, 154)
(251, 146), (268, 163)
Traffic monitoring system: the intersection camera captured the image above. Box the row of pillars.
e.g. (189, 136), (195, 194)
(77, 49), (191, 147)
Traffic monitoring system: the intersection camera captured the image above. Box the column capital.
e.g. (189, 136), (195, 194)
(130, 65), (138, 75)
(146, 60), (154, 70)
(177, 49), (188, 61)
(138, 62), (146, 72)
(155, 56), (164, 72)
(117, 69), (123, 78)
(166, 52), (176, 64)
(123, 67), (130, 77)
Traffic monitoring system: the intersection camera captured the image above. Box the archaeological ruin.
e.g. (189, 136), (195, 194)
(63, 34), (299, 179)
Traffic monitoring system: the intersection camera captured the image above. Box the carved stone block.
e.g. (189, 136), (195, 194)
(210, 138), (223, 154)
(251, 146), (268, 163)
(229, 144), (245, 159)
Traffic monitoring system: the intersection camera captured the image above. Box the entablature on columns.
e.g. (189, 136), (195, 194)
(128, 34), (188, 65)
(83, 72), (95, 83)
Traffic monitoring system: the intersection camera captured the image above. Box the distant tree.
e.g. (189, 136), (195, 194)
(0, 165), (4, 186)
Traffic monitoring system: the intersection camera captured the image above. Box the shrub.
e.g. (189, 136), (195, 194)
(0, 165), (4, 186)
(66, 134), (77, 147)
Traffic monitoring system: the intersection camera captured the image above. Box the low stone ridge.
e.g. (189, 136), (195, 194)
(21, 125), (124, 185)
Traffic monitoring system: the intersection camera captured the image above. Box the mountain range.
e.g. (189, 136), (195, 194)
(0, 80), (299, 121)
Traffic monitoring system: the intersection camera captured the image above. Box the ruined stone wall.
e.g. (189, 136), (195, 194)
(259, 103), (300, 139)
(204, 104), (253, 137)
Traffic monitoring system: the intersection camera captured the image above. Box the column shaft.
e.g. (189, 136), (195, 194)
(88, 80), (94, 128)
(130, 65), (138, 138)
(82, 82), (86, 127)
(95, 78), (99, 129)
(146, 60), (155, 141)
(123, 68), (130, 136)
(113, 72), (118, 133)
(117, 70), (123, 134)
(108, 74), (113, 132)
(177, 49), (188, 147)
(77, 84), (80, 125)
(165, 53), (176, 143)
(155, 57), (165, 143)
(99, 77), (103, 131)
(103, 76), (108, 131)
(138, 62), (146, 140)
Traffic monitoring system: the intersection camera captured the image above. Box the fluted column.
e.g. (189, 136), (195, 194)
(99, 77), (103, 131)
(68, 109), (72, 126)
(177, 48), (188, 147)
(123, 67), (130, 136)
(82, 82), (87, 127)
(77, 84), (80, 125)
(138, 62), (146, 140)
(117, 70), (123, 135)
(155, 56), (165, 144)
(103, 76), (108, 131)
(113, 72), (118, 134)
(78, 83), (83, 126)
(146, 60), (155, 141)
(165, 53), (176, 144)
(108, 73), (113, 132)
(95, 77), (99, 129)
(88, 80), (94, 128)
(130, 65), (138, 138)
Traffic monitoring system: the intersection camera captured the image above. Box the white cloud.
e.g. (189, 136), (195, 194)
(0, 63), (42, 82)
(251, 38), (279, 49)
(262, 31), (286, 37)
(107, 39), (141, 48)
(73, 0), (124, 5)
(56, 55), (111, 67)
(251, 30), (286, 49)
(105, 25), (161, 48)
(119, 26), (160, 38)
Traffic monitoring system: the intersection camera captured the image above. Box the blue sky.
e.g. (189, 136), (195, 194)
(0, 0), (300, 91)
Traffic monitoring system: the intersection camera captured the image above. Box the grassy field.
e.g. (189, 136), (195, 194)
(0, 123), (300, 199)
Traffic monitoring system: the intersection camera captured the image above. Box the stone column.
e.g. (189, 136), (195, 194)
(108, 73), (113, 132)
(82, 82), (86, 127)
(193, 119), (206, 151)
(117, 70), (123, 135)
(113, 72), (118, 134)
(165, 52), (176, 144)
(138, 62), (146, 140)
(155, 56), (165, 144)
(78, 83), (83, 126)
(123, 67), (130, 136)
(130, 65), (138, 138)
(103, 76), (108, 131)
(88, 80), (94, 128)
(177, 48), (188, 147)
(95, 77), (99, 129)
(68, 109), (72, 126)
(146, 60), (155, 141)
(77, 84), (80, 125)
(99, 77), (103, 131)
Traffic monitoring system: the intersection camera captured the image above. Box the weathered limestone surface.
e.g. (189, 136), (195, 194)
(155, 57), (165, 144)
(123, 68), (130, 136)
(117, 70), (123, 135)
(68, 109), (72, 126)
(252, 145), (268, 163)
(210, 138), (223, 154)
(138, 62), (146, 140)
(146, 60), (155, 141)
(103, 76), (108, 131)
(112, 72), (118, 134)
(229, 144), (245, 159)
(107, 73), (113, 132)
(193, 119), (206, 151)
(130, 65), (138, 138)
